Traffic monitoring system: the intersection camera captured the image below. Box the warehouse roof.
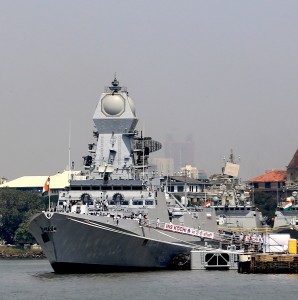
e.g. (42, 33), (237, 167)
(0, 170), (80, 189)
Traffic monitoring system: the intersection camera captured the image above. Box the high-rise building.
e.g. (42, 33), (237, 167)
(164, 134), (195, 172)
(151, 158), (174, 176)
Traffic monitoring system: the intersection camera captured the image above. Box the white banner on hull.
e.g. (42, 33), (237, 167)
(163, 223), (214, 239)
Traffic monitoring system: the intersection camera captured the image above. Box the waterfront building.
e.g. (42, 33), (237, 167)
(248, 170), (286, 192)
(247, 148), (298, 194)
(0, 170), (81, 196)
(180, 165), (199, 179)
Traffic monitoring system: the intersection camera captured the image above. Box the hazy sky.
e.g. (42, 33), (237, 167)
(1, 0), (298, 181)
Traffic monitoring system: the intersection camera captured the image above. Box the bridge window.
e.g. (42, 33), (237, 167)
(71, 186), (81, 191)
(82, 186), (91, 190)
(145, 200), (154, 205)
(133, 200), (144, 205)
(113, 186), (122, 190)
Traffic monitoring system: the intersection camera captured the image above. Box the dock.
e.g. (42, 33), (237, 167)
(238, 236), (298, 273)
(238, 253), (298, 273)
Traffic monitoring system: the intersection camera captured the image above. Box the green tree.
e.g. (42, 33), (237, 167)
(14, 211), (37, 244)
(254, 191), (277, 219)
(0, 188), (45, 244)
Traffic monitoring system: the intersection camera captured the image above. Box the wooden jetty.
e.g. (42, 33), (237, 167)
(238, 239), (298, 274)
(238, 253), (298, 273)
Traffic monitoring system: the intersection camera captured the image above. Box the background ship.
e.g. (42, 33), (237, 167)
(272, 191), (298, 239)
(165, 150), (265, 230)
(29, 78), (220, 273)
(204, 152), (265, 230)
(274, 191), (298, 228)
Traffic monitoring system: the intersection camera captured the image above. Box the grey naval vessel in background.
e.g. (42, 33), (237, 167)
(205, 152), (264, 230)
(272, 191), (298, 238)
(29, 78), (220, 273)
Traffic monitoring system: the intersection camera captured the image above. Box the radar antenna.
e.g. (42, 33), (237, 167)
(109, 74), (121, 93)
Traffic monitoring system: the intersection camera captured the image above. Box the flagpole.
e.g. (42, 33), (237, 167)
(68, 120), (71, 184)
(48, 180), (51, 212)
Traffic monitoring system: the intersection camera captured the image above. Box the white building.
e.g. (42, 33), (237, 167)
(0, 170), (81, 195)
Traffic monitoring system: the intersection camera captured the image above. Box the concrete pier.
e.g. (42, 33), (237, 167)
(191, 249), (239, 270)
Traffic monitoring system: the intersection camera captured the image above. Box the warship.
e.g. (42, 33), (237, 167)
(270, 194), (298, 240)
(273, 191), (298, 233)
(200, 151), (264, 230)
(29, 77), (220, 273)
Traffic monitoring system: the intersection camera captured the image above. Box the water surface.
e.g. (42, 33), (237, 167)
(0, 259), (297, 300)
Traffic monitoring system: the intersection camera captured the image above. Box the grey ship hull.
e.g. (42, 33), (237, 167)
(30, 212), (203, 273)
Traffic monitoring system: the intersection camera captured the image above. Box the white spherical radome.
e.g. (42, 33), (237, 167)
(102, 95), (125, 116)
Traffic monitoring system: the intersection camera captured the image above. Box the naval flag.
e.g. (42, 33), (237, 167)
(203, 199), (211, 208)
(42, 176), (50, 195)
(283, 200), (293, 211)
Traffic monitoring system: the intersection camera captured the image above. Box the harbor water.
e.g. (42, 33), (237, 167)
(0, 259), (297, 300)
